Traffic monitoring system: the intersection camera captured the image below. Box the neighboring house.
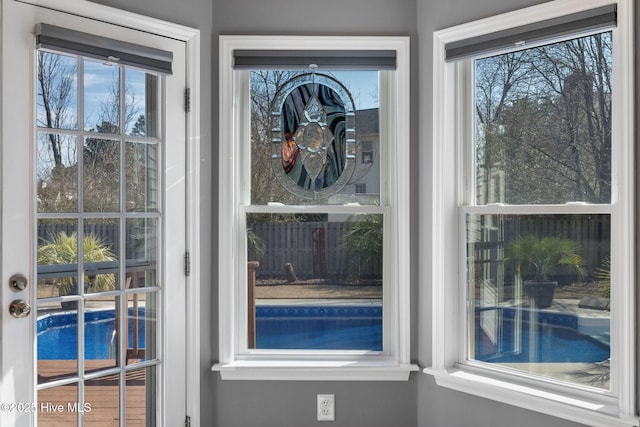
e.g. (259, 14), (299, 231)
(329, 107), (381, 204)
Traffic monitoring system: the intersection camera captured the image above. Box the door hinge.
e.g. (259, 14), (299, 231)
(185, 415), (191, 427)
(184, 88), (191, 113)
(184, 252), (191, 277)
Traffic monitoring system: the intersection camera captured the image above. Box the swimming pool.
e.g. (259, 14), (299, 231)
(39, 305), (607, 361)
(37, 309), (146, 360)
(255, 305), (383, 350)
(38, 305), (383, 358)
(474, 307), (610, 364)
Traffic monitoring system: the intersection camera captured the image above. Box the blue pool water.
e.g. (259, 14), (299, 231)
(255, 305), (383, 350)
(39, 305), (607, 361)
(37, 309), (146, 360)
(38, 305), (383, 358)
(474, 307), (610, 364)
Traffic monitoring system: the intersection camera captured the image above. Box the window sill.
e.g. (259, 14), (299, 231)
(212, 361), (420, 381)
(424, 367), (639, 427)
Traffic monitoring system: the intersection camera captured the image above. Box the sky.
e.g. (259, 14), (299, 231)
(36, 52), (148, 135)
(38, 52), (379, 142)
(329, 70), (379, 110)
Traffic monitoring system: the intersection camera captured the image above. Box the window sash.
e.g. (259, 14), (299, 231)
(238, 69), (391, 207)
(428, 0), (636, 423)
(236, 65), (393, 355)
(458, 205), (616, 391)
(237, 204), (391, 357)
(458, 26), (618, 391)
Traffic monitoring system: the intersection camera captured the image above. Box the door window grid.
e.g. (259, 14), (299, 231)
(35, 49), (162, 425)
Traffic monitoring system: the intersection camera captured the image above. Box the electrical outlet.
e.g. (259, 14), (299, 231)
(317, 394), (335, 421)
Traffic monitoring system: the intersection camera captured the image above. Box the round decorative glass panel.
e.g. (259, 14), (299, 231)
(270, 73), (356, 200)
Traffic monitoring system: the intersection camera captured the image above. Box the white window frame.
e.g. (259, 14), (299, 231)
(214, 35), (417, 381)
(425, 1), (637, 426)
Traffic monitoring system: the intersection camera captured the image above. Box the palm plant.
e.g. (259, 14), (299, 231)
(341, 214), (383, 281)
(596, 255), (611, 298)
(38, 231), (116, 296)
(505, 234), (584, 307)
(506, 234), (583, 282)
(247, 228), (266, 262)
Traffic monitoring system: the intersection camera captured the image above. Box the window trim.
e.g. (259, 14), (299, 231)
(214, 35), (417, 381)
(425, 0), (637, 425)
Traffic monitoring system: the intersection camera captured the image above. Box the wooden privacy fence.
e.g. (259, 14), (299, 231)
(254, 215), (610, 281)
(250, 221), (349, 280)
(469, 214), (611, 280)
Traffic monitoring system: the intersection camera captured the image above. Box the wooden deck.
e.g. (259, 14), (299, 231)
(37, 360), (150, 427)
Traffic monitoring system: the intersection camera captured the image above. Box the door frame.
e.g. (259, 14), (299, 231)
(0, 0), (201, 425)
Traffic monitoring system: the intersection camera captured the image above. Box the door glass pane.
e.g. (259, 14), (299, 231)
(125, 142), (158, 212)
(37, 219), (79, 301)
(125, 367), (156, 426)
(38, 384), (79, 426)
(85, 375), (120, 426)
(84, 219), (119, 294)
(125, 69), (158, 138)
(84, 60), (120, 134)
(37, 133), (78, 212)
(37, 305), (78, 384)
(84, 296), (119, 374)
(126, 218), (157, 289)
(247, 213), (383, 350)
(467, 213), (611, 390)
(126, 293), (157, 365)
(83, 137), (120, 212)
(37, 51), (78, 131)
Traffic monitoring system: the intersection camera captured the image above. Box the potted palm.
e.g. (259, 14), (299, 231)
(506, 235), (583, 308)
(38, 231), (116, 309)
(342, 214), (383, 281)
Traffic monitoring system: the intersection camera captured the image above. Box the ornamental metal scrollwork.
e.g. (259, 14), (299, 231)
(270, 72), (356, 200)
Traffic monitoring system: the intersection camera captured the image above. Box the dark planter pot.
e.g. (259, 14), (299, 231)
(60, 283), (89, 311)
(60, 300), (78, 311)
(524, 280), (557, 308)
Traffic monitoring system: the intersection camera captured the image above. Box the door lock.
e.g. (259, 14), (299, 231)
(9, 273), (28, 292)
(9, 299), (31, 318)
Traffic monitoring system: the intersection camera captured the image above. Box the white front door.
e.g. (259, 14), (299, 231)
(1, 1), (187, 425)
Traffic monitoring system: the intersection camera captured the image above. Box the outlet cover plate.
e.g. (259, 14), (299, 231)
(317, 394), (335, 421)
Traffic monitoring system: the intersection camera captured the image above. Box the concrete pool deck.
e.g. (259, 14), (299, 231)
(254, 282), (383, 299)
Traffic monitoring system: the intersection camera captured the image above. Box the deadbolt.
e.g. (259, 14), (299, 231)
(9, 274), (28, 292)
(9, 299), (31, 318)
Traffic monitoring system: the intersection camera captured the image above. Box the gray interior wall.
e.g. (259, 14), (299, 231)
(85, 0), (635, 425)
(212, 1), (420, 427)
